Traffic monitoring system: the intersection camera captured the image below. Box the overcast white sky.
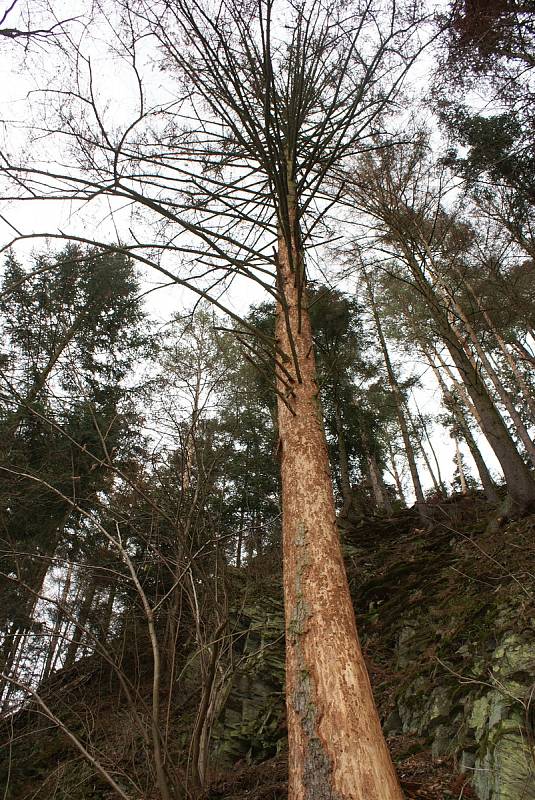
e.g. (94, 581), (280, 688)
(0, 0), (506, 499)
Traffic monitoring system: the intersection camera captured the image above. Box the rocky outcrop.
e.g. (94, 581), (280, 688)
(351, 507), (535, 800)
(2, 501), (533, 800)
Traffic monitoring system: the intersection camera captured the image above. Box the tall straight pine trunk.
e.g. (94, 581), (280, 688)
(366, 278), (426, 515)
(401, 250), (535, 512)
(274, 172), (403, 800)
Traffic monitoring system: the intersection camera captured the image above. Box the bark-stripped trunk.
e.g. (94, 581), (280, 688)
(276, 172), (403, 800)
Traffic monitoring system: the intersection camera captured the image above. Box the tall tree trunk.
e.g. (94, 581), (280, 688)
(462, 276), (535, 422)
(64, 576), (97, 670)
(426, 356), (499, 502)
(365, 275), (426, 515)
(458, 417), (498, 501)
(408, 408), (443, 497)
(511, 337), (535, 369)
(454, 436), (468, 495)
(98, 580), (117, 645)
(5, 312), (87, 442)
(1, 628), (30, 712)
(366, 452), (393, 513)
(386, 441), (406, 504)
(0, 555), (50, 688)
(41, 561), (74, 682)
(235, 505), (245, 569)
(360, 428), (392, 513)
(437, 285), (535, 467)
(411, 396), (447, 498)
(275, 169), (403, 800)
(403, 255), (535, 511)
(334, 402), (353, 511)
(189, 623), (224, 793)
(413, 230), (535, 464)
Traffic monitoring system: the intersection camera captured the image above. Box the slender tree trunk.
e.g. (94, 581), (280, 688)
(511, 337), (535, 369)
(5, 313), (87, 441)
(275, 169), (403, 800)
(64, 577), (97, 670)
(365, 276), (426, 515)
(407, 408), (443, 497)
(1, 556), (50, 688)
(462, 277), (535, 422)
(41, 561), (74, 682)
(1, 622), (23, 710)
(334, 402), (353, 511)
(98, 581), (117, 645)
(442, 289), (535, 467)
(236, 505), (245, 569)
(254, 512), (264, 556)
(414, 234), (535, 464)
(454, 437), (468, 495)
(459, 420), (498, 501)
(438, 313), (535, 509)
(411, 396), (447, 498)
(1, 628), (30, 712)
(433, 348), (484, 429)
(190, 635), (220, 792)
(195, 662), (232, 792)
(426, 356), (499, 502)
(366, 453), (393, 513)
(405, 258), (535, 511)
(386, 441), (406, 504)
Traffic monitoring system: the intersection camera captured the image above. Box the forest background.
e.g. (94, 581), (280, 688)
(0, 1), (534, 799)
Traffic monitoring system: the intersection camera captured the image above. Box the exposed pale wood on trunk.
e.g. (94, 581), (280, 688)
(276, 172), (403, 800)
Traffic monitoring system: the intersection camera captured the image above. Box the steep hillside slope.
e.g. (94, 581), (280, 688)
(1, 498), (534, 799)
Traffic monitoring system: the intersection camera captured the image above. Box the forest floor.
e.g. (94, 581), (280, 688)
(207, 494), (535, 800)
(207, 744), (476, 799)
(2, 494), (533, 799)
